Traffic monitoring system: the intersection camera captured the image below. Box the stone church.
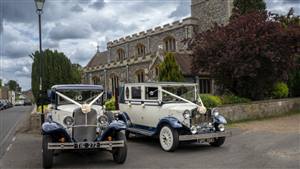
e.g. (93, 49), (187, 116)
(83, 0), (233, 95)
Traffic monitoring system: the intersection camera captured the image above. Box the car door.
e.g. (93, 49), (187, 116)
(141, 86), (162, 128)
(120, 85), (144, 126)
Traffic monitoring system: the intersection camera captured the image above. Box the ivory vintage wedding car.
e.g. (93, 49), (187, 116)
(42, 85), (127, 168)
(117, 82), (231, 152)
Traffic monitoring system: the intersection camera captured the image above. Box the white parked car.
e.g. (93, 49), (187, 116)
(118, 82), (231, 152)
(43, 85), (127, 168)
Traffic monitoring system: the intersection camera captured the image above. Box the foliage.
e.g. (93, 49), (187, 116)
(31, 49), (82, 103)
(0, 79), (2, 88)
(159, 52), (184, 82)
(272, 82), (289, 99)
(232, 0), (266, 15)
(199, 94), (222, 108)
(231, 0), (266, 19)
(272, 8), (300, 28)
(192, 12), (300, 100)
(105, 97), (116, 111)
(288, 58), (300, 97)
(6, 80), (21, 92)
(221, 93), (250, 104)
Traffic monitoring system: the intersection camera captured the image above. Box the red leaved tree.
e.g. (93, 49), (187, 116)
(192, 12), (300, 100)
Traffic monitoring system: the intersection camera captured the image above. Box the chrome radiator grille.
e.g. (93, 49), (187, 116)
(191, 109), (213, 125)
(73, 108), (97, 142)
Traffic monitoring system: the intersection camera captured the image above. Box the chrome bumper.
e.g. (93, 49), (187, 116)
(48, 140), (124, 150)
(179, 131), (232, 141)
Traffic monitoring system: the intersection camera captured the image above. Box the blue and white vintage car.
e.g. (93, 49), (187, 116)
(42, 85), (127, 168)
(118, 82), (231, 152)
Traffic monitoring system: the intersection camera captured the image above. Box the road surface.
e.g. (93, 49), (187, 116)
(0, 113), (299, 169)
(0, 106), (32, 159)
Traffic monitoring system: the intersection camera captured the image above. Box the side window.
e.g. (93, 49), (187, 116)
(145, 87), (158, 100)
(131, 87), (141, 99)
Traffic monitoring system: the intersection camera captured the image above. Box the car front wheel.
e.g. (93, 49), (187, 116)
(42, 135), (53, 169)
(159, 125), (179, 152)
(112, 132), (127, 164)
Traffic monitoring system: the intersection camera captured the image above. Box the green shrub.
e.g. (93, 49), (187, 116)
(105, 98), (116, 111)
(199, 94), (222, 108)
(221, 94), (251, 104)
(272, 82), (289, 99)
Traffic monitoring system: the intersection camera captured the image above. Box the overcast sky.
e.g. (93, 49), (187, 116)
(0, 0), (299, 91)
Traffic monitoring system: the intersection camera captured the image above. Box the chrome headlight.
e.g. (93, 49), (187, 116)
(218, 124), (225, 132)
(63, 116), (74, 127)
(98, 115), (108, 125)
(183, 110), (190, 119)
(190, 125), (197, 134)
(212, 109), (219, 117)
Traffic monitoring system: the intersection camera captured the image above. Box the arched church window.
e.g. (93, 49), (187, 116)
(117, 48), (125, 61)
(136, 43), (146, 56)
(164, 36), (176, 52)
(136, 70), (145, 83)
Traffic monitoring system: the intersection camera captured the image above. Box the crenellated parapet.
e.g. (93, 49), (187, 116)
(107, 17), (199, 47)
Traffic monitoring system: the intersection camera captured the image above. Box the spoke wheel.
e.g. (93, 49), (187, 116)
(159, 125), (179, 152)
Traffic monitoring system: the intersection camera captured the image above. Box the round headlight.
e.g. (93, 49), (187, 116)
(183, 110), (190, 119)
(63, 116), (74, 127)
(190, 125), (197, 134)
(98, 115), (108, 124)
(218, 124), (225, 132)
(213, 111), (219, 117)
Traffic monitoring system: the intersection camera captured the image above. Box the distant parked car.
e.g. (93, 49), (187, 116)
(0, 100), (9, 109)
(24, 100), (32, 106)
(15, 100), (25, 106)
(0, 101), (4, 110)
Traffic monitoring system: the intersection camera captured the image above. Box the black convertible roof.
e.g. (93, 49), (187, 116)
(51, 84), (103, 91)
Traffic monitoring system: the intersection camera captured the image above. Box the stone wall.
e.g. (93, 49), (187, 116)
(191, 0), (233, 32)
(218, 98), (300, 122)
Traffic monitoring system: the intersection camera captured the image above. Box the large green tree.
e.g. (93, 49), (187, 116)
(191, 11), (300, 100)
(31, 49), (82, 102)
(159, 52), (184, 82)
(6, 80), (21, 92)
(0, 79), (2, 88)
(232, 0), (266, 17)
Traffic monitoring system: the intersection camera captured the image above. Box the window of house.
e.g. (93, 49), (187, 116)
(136, 43), (146, 56)
(92, 76), (100, 85)
(117, 48), (125, 61)
(145, 87), (158, 100)
(199, 79), (212, 94)
(131, 86), (141, 99)
(164, 37), (176, 52)
(136, 70), (144, 82)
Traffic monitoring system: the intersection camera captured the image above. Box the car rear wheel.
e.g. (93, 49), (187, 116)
(42, 135), (53, 169)
(159, 125), (179, 152)
(112, 132), (127, 164)
(209, 137), (226, 147)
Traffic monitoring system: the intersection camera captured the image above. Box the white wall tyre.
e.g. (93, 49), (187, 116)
(159, 125), (179, 152)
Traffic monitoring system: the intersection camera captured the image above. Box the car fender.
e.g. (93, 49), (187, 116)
(98, 120), (126, 141)
(117, 112), (131, 126)
(214, 115), (227, 124)
(42, 122), (71, 141)
(156, 116), (183, 134)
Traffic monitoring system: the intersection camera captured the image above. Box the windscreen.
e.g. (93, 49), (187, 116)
(162, 86), (196, 103)
(57, 90), (102, 105)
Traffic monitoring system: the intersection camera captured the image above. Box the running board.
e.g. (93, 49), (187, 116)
(127, 127), (155, 136)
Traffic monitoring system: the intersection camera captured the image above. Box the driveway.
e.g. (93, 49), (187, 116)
(0, 114), (299, 169)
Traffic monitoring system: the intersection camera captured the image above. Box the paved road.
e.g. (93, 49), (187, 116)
(0, 106), (32, 159)
(0, 114), (299, 169)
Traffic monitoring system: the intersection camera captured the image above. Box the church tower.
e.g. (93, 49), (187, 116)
(191, 0), (233, 32)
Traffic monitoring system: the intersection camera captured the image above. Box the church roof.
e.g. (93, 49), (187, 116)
(174, 53), (194, 76)
(85, 51), (108, 68)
